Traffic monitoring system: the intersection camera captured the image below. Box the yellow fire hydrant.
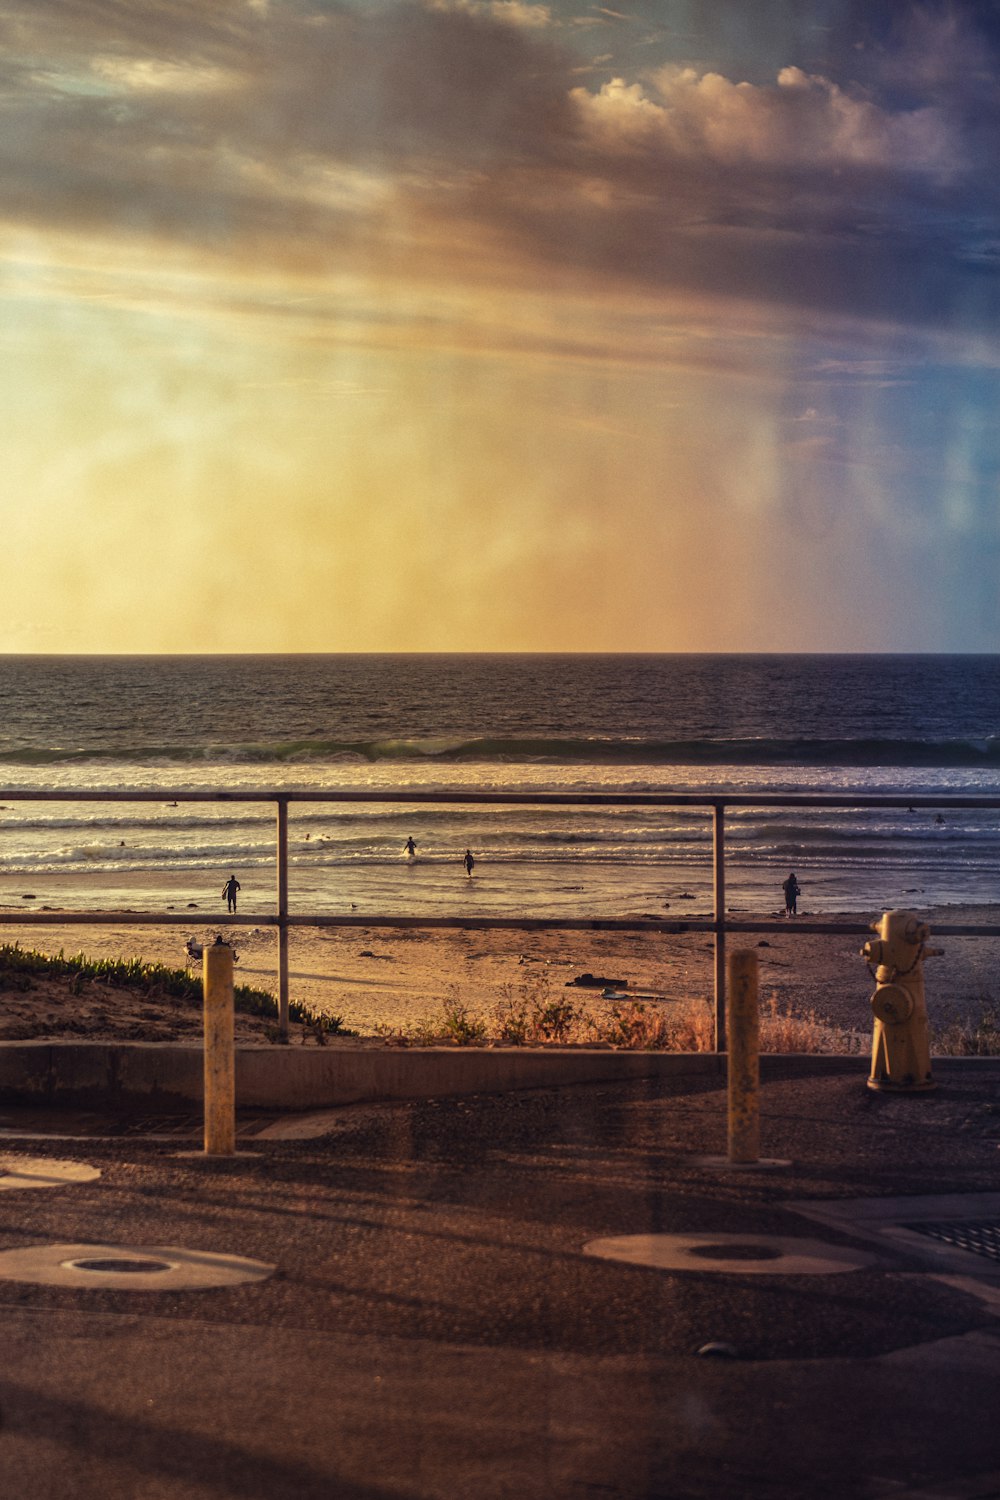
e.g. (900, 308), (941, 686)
(861, 909), (942, 1093)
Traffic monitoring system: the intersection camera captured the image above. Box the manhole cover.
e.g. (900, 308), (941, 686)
(69, 1258), (173, 1275)
(687, 1243), (784, 1262)
(904, 1221), (1000, 1263)
(0, 1156), (101, 1191)
(583, 1233), (874, 1275)
(0, 1243), (276, 1290)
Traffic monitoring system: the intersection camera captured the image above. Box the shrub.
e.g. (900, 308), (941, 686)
(747, 994), (866, 1054)
(587, 998), (680, 1050)
(440, 997), (489, 1045)
(491, 977), (584, 1045)
(933, 1000), (1000, 1057)
(0, 941), (359, 1042)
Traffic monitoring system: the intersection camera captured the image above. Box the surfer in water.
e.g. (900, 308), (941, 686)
(464, 849), (475, 877)
(404, 836), (417, 858)
(782, 872), (800, 917)
(222, 874), (241, 913)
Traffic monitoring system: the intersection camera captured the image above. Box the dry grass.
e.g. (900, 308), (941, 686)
(372, 975), (996, 1056)
(374, 977), (862, 1054)
(758, 994), (868, 1054)
(933, 999), (1000, 1057)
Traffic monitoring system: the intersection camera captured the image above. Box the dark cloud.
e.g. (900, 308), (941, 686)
(1, 0), (998, 334)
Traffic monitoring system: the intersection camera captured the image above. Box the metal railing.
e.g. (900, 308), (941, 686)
(2, 787), (1000, 1049)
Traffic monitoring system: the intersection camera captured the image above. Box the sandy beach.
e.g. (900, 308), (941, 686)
(1, 881), (997, 1048)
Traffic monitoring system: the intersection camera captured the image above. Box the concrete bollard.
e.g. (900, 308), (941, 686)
(727, 950), (760, 1165)
(203, 937), (236, 1156)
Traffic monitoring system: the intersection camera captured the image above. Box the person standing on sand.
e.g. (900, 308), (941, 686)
(464, 849), (475, 877)
(222, 874), (241, 913)
(782, 872), (800, 917)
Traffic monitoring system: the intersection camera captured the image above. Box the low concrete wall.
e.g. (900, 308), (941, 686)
(0, 1040), (724, 1111)
(0, 1042), (989, 1113)
(237, 1045), (724, 1109)
(0, 1040), (204, 1111)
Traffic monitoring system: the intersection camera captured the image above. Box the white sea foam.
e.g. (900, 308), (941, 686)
(0, 756), (995, 917)
(0, 655), (997, 919)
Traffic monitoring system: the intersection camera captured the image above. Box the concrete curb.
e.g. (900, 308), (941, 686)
(0, 1039), (724, 1110)
(0, 1042), (991, 1113)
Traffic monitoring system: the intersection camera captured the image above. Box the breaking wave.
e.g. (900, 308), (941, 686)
(2, 735), (1000, 768)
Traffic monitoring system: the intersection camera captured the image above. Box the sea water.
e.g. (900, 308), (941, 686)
(0, 653), (998, 919)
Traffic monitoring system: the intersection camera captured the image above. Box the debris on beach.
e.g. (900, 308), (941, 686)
(567, 972), (628, 990)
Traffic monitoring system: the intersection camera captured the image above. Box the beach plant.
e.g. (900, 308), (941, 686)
(758, 994), (867, 1054)
(369, 988), (878, 1053)
(588, 998), (677, 1050)
(371, 1016), (440, 1047)
(492, 988), (532, 1045)
(492, 976), (585, 1044)
(621, 997), (715, 1052)
(314, 1013), (352, 1037)
(0, 941), (356, 1041)
(439, 992), (489, 1045)
(933, 999), (1000, 1057)
(529, 995), (582, 1042)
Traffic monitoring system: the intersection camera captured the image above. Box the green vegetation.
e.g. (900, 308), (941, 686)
(0, 941), (356, 1036)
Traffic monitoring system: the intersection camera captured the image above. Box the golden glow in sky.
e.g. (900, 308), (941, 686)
(1, 0), (998, 652)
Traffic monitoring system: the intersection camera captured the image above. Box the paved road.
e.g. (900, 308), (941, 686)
(0, 1059), (998, 1498)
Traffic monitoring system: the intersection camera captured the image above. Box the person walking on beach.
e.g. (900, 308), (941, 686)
(222, 874), (241, 913)
(464, 849), (475, 877)
(782, 872), (800, 917)
(404, 837), (417, 858)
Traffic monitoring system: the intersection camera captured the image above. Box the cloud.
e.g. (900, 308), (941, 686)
(1, 0), (998, 342)
(89, 56), (240, 94)
(569, 64), (961, 181)
(876, 3), (1000, 101)
(426, 0), (555, 28)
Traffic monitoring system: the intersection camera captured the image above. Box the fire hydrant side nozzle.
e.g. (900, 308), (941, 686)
(861, 909), (939, 1093)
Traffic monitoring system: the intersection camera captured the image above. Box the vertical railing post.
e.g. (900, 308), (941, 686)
(276, 797), (289, 1040)
(203, 937), (236, 1156)
(712, 802), (726, 1052)
(727, 949), (760, 1164)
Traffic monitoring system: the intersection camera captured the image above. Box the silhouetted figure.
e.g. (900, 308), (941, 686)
(404, 837), (417, 857)
(782, 872), (800, 917)
(464, 849), (475, 877)
(222, 874), (241, 913)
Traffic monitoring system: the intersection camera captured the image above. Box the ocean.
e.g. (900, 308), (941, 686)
(0, 653), (998, 920)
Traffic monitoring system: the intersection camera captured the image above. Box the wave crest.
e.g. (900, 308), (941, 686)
(1, 734), (999, 768)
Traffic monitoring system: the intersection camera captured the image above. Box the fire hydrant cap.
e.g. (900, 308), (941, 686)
(870, 983), (915, 1025)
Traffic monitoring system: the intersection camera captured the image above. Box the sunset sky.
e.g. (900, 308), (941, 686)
(2, 0), (998, 653)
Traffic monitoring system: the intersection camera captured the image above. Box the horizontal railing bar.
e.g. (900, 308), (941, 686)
(1, 788), (1000, 809)
(2, 911), (998, 938)
(724, 920), (1000, 938)
(0, 911), (705, 932)
(4, 785), (999, 1054)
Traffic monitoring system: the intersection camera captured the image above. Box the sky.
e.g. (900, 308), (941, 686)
(1, 0), (999, 654)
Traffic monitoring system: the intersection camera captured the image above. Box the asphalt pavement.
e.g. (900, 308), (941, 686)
(0, 1057), (998, 1499)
